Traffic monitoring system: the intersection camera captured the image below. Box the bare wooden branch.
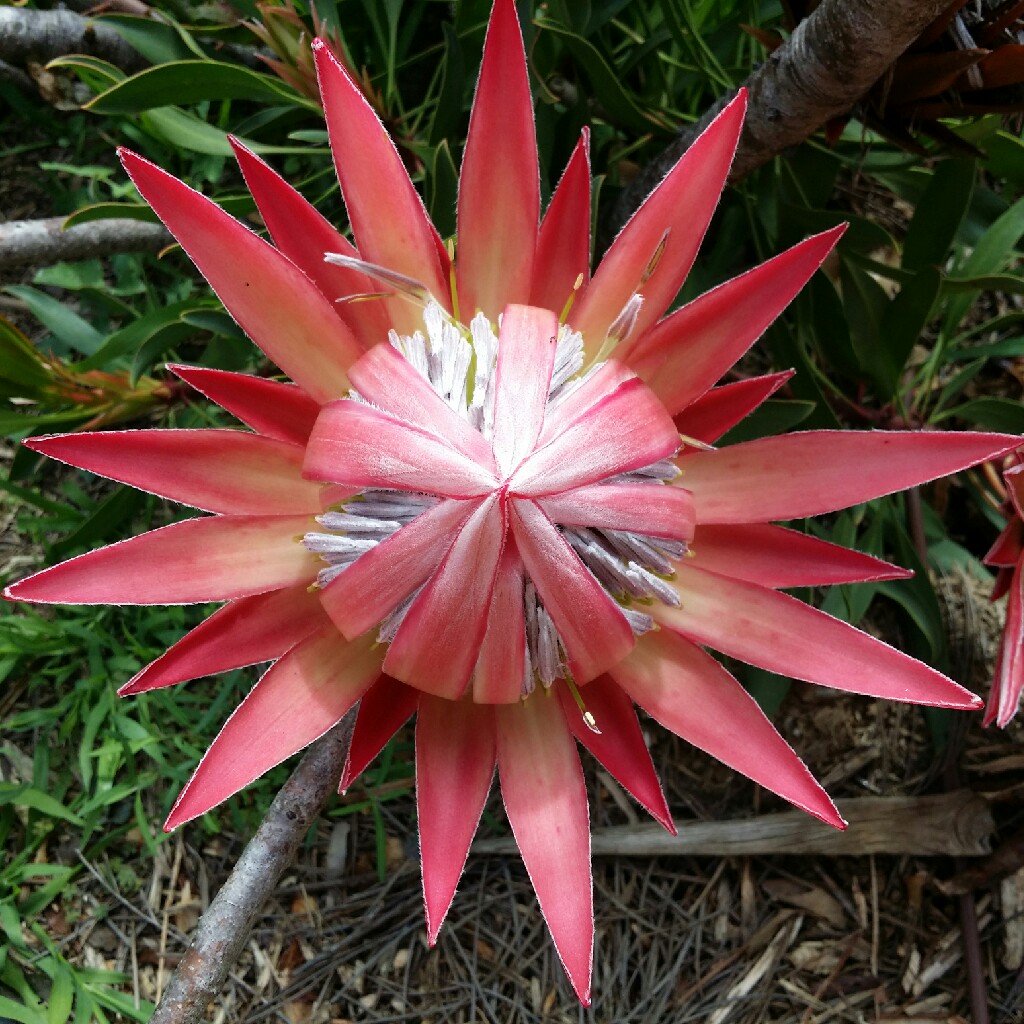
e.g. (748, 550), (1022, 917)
(0, 218), (172, 271)
(0, 7), (149, 74)
(473, 791), (994, 858)
(613, 0), (958, 235)
(148, 714), (355, 1024)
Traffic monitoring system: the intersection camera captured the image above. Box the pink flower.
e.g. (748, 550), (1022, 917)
(983, 450), (1024, 726)
(4, 0), (1020, 1004)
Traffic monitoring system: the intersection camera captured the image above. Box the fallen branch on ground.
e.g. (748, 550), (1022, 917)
(147, 714), (355, 1024)
(0, 7), (149, 74)
(0, 218), (172, 271)
(473, 791), (994, 858)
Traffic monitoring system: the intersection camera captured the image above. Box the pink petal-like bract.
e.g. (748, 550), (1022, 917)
(8, 0), (1022, 1003)
(25, 429), (323, 515)
(985, 456), (1024, 726)
(417, 697), (495, 942)
(119, 149), (360, 402)
(165, 627), (383, 830)
(456, 0), (538, 319)
(611, 630), (844, 828)
(497, 697), (593, 1004)
(169, 365), (320, 445)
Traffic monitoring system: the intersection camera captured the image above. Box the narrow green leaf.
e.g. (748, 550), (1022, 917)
(61, 203), (160, 228)
(839, 259), (892, 393)
(2, 287), (104, 357)
(535, 20), (671, 135)
(100, 14), (200, 64)
(427, 140), (458, 240)
(0, 784), (83, 825)
(45, 56), (125, 90)
(0, 318), (51, 393)
(903, 159), (975, 272)
(880, 267), (941, 395)
(142, 107), (325, 157)
(935, 396), (1024, 433)
(0, 995), (46, 1024)
(944, 195), (1024, 333)
(87, 61), (312, 114)
(46, 966), (74, 1024)
(720, 399), (815, 445)
(77, 300), (207, 372)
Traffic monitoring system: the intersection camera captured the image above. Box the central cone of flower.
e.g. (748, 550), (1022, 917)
(301, 299), (695, 704)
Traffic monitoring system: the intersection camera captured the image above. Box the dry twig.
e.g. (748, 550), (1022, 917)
(473, 791), (995, 858)
(148, 714), (354, 1024)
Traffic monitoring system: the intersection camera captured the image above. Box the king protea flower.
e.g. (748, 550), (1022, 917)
(5, 0), (1020, 1004)
(984, 450), (1024, 727)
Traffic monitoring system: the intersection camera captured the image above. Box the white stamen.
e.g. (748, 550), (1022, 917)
(325, 252), (432, 304)
(468, 313), (498, 437)
(377, 588), (420, 645)
(605, 293), (644, 349)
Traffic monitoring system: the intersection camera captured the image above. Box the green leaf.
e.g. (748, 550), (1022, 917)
(61, 203), (160, 228)
(2, 287), (104, 357)
(880, 267), (941, 396)
(839, 259), (891, 393)
(429, 22), (466, 146)
(535, 20), (670, 136)
(103, 12), (207, 61)
(943, 194), (1024, 334)
(740, 666), (790, 720)
(51, 487), (146, 561)
(45, 56), (125, 91)
(941, 272), (1024, 295)
(0, 784), (83, 825)
(87, 61), (313, 114)
(47, 966), (74, 1024)
(77, 300), (208, 372)
(903, 159), (975, 272)
(935, 397), (1024, 433)
(0, 995), (46, 1024)
(981, 130), (1024, 184)
(427, 140), (458, 240)
(142, 107), (324, 157)
(0, 318), (51, 393)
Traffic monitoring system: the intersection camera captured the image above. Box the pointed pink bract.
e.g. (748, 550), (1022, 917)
(119, 149), (359, 403)
(497, 697), (593, 1004)
(661, 563), (982, 709)
(165, 627), (382, 830)
(120, 585), (326, 695)
(571, 91), (746, 356)
(531, 129), (591, 311)
(680, 430), (1021, 524)
(25, 430), (323, 516)
(314, 41), (449, 333)
(456, 0), (538, 319)
(169, 365), (320, 446)
(4, 515), (318, 605)
(418, 697), (495, 942)
(612, 629), (844, 828)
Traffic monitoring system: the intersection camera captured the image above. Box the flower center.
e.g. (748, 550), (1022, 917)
(303, 302), (685, 699)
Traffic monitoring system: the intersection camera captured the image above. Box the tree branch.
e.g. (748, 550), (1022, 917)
(148, 714), (355, 1024)
(0, 218), (172, 271)
(0, 7), (149, 75)
(613, 0), (959, 235)
(473, 791), (995, 858)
